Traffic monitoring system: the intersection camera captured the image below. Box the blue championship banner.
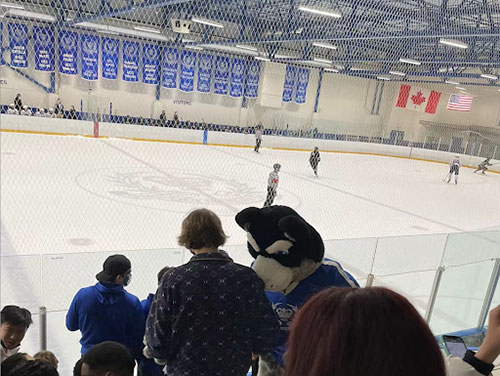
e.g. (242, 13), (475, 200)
(102, 38), (118, 79)
(244, 60), (260, 98)
(162, 47), (178, 89)
(179, 50), (196, 92)
(58, 30), (78, 75)
(8, 23), (28, 68)
(142, 44), (159, 85)
(81, 34), (99, 81)
(197, 53), (213, 93)
(295, 68), (310, 104)
(214, 56), (230, 95)
(123, 41), (139, 82)
(33, 26), (54, 71)
(229, 58), (245, 98)
(282, 65), (296, 102)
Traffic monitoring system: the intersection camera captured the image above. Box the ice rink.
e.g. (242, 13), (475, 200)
(1, 131), (500, 375)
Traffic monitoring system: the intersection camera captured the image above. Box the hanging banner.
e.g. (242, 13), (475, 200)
(295, 68), (310, 104)
(142, 44), (159, 85)
(8, 23), (28, 68)
(229, 58), (245, 98)
(245, 61), (260, 98)
(123, 41), (139, 82)
(179, 50), (196, 92)
(214, 56), (230, 95)
(197, 53), (213, 93)
(58, 30), (78, 75)
(33, 26), (54, 72)
(162, 47), (178, 89)
(81, 34), (99, 80)
(102, 38), (118, 79)
(282, 65), (296, 102)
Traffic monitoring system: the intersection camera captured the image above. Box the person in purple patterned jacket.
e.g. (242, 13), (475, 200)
(144, 209), (280, 376)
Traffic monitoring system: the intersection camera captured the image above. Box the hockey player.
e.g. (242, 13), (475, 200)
(309, 146), (321, 176)
(6, 104), (18, 115)
(446, 155), (460, 184)
(254, 122), (264, 153)
(474, 158), (493, 174)
(264, 163), (281, 207)
(35, 108), (45, 117)
(20, 105), (32, 116)
(46, 108), (56, 118)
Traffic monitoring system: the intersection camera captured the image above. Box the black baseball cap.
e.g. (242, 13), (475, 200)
(96, 255), (131, 283)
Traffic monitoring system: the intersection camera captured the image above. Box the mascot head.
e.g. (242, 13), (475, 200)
(235, 205), (324, 294)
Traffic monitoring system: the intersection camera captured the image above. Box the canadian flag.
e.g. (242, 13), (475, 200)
(395, 84), (441, 114)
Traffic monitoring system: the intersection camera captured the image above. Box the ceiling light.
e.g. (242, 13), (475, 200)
(389, 70), (406, 76)
(7, 8), (55, 21)
(0, 2), (24, 9)
(192, 17), (223, 28)
(185, 45), (204, 51)
(325, 68), (339, 73)
(455, 87), (465, 90)
(377, 76), (390, 81)
(75, 22), (169, 41)
(313, 57), (332, 64)
(439, 38), (468, 49)
(445, 80), (459, 85)
(236, 44), (258, 52)
(480, 73), (498, 80)
(255, 56), (270, 61)
(313, 42), (337, 50)
(298, 6), (341, 18)
(97, 30), (119, 36)
(274, 54), (298, 59)
(134, 26), (160, 34)
(399, 58), (421, 66)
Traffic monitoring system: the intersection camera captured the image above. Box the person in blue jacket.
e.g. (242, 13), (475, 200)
(138, 266), (172, 376)
(65, 254), (145, 361)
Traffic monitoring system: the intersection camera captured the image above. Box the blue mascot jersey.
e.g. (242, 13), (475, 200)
(265, 259), (359, 366)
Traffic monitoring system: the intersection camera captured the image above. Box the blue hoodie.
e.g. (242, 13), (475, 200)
(66, 282), (145, 358)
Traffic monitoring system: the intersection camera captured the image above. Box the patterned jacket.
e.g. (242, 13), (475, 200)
(145, 251), (280, 376)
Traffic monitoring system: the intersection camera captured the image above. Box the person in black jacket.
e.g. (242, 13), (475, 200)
(144, 209), (280, 376)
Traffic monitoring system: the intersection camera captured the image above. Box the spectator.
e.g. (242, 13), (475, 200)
(54, 99), (64, 118)
(7, 359), (58, 376)
(46, 108), (55, 118)
(34, 351), (58, 370)
(285, 287), (500, 376)
(67, 106), (77, 120)
(14, 94), (22, 112)
(20, 105), (32, 116)
(144, 209), (280, 376)
(66, 254), (145, 360)
(73, 358), (83, 376)
(138, 266), (172, 376)
(159, 110), (167, 126)
(7, 104), (18, 115)
(137, 116), (144, 125)
(173, 111), (179, 126)
(81, 341), (135, 376)
(1, 306), (32, 362)
(124, 115), (132, 124)
(1, 353), (33, 374)
(35, 108), (46, 117)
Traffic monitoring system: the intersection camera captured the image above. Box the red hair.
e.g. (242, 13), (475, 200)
(285, 287), (445, 376)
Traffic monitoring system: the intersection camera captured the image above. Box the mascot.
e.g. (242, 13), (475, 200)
(236, 205), (359, 376)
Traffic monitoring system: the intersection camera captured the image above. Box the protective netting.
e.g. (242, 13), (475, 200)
(1, 1), (500, 372)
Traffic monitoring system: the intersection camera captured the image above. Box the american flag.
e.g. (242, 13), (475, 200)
(447, 94), (473, 112)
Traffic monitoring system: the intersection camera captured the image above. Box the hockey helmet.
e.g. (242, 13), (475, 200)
(49, 108), (54, 112)
(23, 105), (28, 110)
(9, 103), (14, 108)
(273, 163), (281, 170)
(314, 146), (319, 151)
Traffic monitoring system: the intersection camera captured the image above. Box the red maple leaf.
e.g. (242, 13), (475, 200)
(411, 91), (426, 107)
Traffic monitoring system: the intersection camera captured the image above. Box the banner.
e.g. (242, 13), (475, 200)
(81, 34), (99, 80)
(8, 23), (28, 68)
(58, 30), (78, 75)
(123, 41), (139, 82)
(162, 47), (178, 89)
(295, 68), (309, 104)
(179, 50), (196, 92)
(142, 44), (159, 85)
(229, 58), (245, 98)
(102, 38), (118, 79)
(197, 53), (213, 93)
(395, 84), (441, 114)
(214, 56), (230, 95)
(33, 26), (54, 71)
(245, 61), (260, 98)
(282, 65), (296, 102)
